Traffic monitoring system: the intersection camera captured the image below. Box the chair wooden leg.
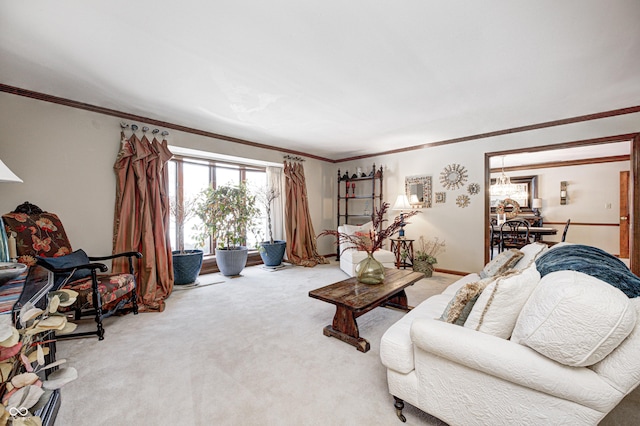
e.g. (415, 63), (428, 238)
(131, 288), (139, 315)
(92, 286), (105, 341)
(393, 396), (406, 422)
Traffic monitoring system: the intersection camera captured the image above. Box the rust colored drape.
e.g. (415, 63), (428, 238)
(283, 161), (328, 267)
(113, 132), (174, 312)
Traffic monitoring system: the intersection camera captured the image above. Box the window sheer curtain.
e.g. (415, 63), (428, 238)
(266, 166), (285, 242)
(113, 132), (174, 312)
(283, 161), (328, 267)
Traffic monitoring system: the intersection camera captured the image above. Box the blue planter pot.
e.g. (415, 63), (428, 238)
(258, 240), (287, 267)
(216, 246), (249, 276)
(172, 250), (204, 285)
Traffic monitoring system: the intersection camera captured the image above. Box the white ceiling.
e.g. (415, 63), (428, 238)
(1, 1), (640, 161)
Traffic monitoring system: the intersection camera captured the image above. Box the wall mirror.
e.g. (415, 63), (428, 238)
(489, 175), (537, 213)
(405, 176), (432, 208)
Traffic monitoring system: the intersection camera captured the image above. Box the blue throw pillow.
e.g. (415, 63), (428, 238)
(535, 245), (640, 298)
(37, 249), (92, 290)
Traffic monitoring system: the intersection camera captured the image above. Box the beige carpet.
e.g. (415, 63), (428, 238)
(55, 262), (639, 425)
(56, 262), (452, 426)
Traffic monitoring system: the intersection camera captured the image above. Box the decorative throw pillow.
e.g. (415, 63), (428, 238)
(340, 222), (373, 251)
(37, 249), (92, 289)
(440, 277), (495, 325)
(535, 244), (640, 298)
(464, 264), (540, 339)
(512, 270), (636, 367)
(479, 249), (524, 279)
(353, 231), (372, 251)
(513, 242), (548, 271)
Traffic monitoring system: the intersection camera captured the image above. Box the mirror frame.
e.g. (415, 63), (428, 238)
(405, 175), (432, 208)
(489, 175), (538, 213)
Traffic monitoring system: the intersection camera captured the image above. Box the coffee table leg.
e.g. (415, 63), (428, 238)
(323, 306), (370, 352)
(382, 289), (412, 312)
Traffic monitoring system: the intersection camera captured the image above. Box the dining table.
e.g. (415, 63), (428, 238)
(525, 226), (558, 241)
(491, 224), (558, 245)
(508, 226), (558, 243)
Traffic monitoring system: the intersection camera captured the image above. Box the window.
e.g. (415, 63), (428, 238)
(169, 155), (267, 255)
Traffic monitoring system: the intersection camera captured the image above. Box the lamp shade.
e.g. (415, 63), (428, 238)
(0, 159), (22, 183)
(392, 194), (412, 211)
(532, 198), (542, 209)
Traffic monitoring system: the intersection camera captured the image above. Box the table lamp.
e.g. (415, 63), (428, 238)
(392, 194), (412, 238)
(532, 198), (542, 217)
(0, 158), (23, 262)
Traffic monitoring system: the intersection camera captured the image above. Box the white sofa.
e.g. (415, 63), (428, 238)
(337, 222), (396, 276)
(380, 243), (640, 425)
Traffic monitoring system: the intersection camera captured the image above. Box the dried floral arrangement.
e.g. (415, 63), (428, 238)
(254, 184), (281, 245)
(414, 236), (446, 264)
(0, 290), (79, 425)
(169, 196), (199, 254)
(318, 202), (419, 255)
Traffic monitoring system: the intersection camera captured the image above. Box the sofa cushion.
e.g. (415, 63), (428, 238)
(534, 244), (640, 298)
(380, 273), (480, 373)
(464, 264), (540, 339)
(479, 249), (523, 279)
(512, 270), (636, 367)
(513, 242), (548, 271)
(441, 273), (482, 297)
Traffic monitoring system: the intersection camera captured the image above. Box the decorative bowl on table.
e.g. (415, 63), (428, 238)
(0, 262), (27, 286)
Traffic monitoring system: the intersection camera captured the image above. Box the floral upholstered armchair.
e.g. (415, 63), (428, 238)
(2, 202), (141, 340)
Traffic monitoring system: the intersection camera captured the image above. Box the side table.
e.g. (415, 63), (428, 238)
(390, 238), (414, 269)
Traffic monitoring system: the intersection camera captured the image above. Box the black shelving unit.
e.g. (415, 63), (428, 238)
(336, 164), (383, 259)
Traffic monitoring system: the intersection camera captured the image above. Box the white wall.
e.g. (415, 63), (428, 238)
(336, 114), (640, 273)
(491, 161), (629, 254)
(0, 92), (334, 259)
(2, 92), (638, 273)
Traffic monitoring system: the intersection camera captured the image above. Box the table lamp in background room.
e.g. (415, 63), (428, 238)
(0, 158), (23, 262)
(392, 194), (412, 238)
(532, 198), (542, 217)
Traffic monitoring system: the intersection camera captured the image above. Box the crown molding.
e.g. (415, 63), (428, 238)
(2, 83), (639, 164)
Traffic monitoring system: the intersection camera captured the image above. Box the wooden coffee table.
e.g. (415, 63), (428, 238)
(309, 268), (424, 352)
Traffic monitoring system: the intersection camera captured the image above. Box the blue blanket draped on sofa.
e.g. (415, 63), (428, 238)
(535, 245), (640, 298)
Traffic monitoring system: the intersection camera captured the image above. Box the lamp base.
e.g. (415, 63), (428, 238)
(0, 218), (9, 263)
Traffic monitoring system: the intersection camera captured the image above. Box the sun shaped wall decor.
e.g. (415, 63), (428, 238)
(440, 163), (468, 190)
(467, 182), (480, 195)
(456, 194), (470, 208)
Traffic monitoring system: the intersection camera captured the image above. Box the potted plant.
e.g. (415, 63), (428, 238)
(170, 196), (204, 285)
(256, 185), (286, 267)
(195, 182), (259, 276)
(413, 236), (446, 278)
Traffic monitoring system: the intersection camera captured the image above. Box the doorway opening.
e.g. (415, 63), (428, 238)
(484, 135), (637, 275)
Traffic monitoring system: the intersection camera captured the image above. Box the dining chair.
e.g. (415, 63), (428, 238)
(500, 219), (531, 251)
(547, 219), (571, 246)
(489, 222), (501, 259)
